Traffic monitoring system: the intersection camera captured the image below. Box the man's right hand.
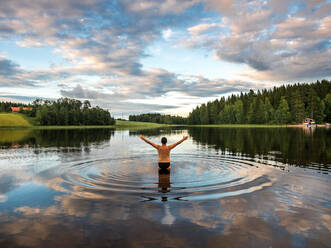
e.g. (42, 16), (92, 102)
(140, 135), (145, 139)
(183, 136), (188, 140)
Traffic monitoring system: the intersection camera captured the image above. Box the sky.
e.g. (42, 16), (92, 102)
(0, 0), (330, 118)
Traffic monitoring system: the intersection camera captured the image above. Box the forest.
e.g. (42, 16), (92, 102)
(0, 98), (115, 126)
(187, 80), (331, 124)
(129, 113), (187, 124)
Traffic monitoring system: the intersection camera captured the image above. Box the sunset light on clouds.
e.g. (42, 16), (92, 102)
(0, 0), (330, 117)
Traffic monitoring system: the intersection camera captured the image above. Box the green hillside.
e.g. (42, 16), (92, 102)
(0, 114), (167, 129)
(0, 113), (31, 127)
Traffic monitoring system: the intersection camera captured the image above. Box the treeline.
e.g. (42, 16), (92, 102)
(35, 98), (115, 125)
(188, 80), (331, 124)
(0, 98), (115, 126)
(129, 113), (186, 124)
(0, 102), (35, 116)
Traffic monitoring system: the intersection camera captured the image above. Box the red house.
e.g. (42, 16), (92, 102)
(10, 107), (32, 112)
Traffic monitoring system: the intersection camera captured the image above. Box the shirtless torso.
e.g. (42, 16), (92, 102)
(140, 135), (188, 164)
(157, 144), (171, 162)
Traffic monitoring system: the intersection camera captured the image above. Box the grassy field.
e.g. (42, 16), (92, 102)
(0, 113), (31, 127)
(0, 113), (168, 129)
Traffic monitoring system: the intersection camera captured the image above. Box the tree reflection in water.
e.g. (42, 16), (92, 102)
(187, 127), (330, 171)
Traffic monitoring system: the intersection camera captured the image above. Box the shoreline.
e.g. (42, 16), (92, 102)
(0, 123), (328, 129)
(1, 114), (328, 129)
(185, 124), (328, 128)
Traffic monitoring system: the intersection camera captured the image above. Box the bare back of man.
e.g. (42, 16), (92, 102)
(140, 135), (188, 170)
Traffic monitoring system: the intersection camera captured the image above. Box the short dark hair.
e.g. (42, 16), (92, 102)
(161, 137), (167, 144)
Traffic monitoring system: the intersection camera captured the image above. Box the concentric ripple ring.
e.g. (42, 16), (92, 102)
(57, 154), (273, 201)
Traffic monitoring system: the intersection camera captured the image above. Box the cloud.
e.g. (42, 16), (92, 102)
(187, 23), (222, 36)
(0, 95), (54, 103)
(60, 84), (121, 100)
(0, 0), (206, 81)
(0, 57), (37, 87)
(59, 82), (180, 115)
(162, 29), (173, 40)
(180, 0), (331, 81)
(230, 10), (271, 34)
(0, 57), (20, 76)
(122, 0), (201, 15)
(56, 70), (270, 116)
(203, 0), (236, 15)
(0, 0), (330, 116)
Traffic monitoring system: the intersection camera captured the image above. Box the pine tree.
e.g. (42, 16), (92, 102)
(275, 97), (290, 124)
(264, 97), (274, 124)
(248, 98), (265, 124)
(324, 93), (331, 123)
(291, 90), (305, 123)
(307, 89), (325, 123)
(233, 100), (244, 124)
(200, 104), (209, 124)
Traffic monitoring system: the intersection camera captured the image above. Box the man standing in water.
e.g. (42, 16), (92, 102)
(140, 135), (188, 170)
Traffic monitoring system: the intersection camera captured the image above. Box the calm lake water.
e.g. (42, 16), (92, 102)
(0, 127), (330, 247)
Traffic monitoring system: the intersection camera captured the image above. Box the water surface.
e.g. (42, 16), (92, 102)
(0, 127), (330, 247)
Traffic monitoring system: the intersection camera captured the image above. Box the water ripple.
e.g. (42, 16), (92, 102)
(58, 154), (273, 201)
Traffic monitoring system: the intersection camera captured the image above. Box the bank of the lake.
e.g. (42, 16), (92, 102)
(1, 113), (328, 129)
(186, 124), (327, 128)
(0, 114), (169, 129)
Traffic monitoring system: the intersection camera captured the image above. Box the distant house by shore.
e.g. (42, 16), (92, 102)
(10, 106), (32, 112)
(303, 118), (315, 124)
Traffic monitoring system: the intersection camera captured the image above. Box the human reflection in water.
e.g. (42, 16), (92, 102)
(158, 168), (171, 196)
(158, 169), (176, 224)
(303, 125), (316, 135)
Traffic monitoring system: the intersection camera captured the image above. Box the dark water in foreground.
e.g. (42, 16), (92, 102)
(0, 127), (330, 247)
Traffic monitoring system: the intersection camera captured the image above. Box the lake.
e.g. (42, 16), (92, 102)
(0, 127), (330, 247)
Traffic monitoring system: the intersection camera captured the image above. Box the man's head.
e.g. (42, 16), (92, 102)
(161, 137), (167, 144)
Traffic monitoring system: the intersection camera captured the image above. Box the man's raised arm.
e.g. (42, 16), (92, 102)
(140, 135), (159, 149)
(168, 136), (188, 150)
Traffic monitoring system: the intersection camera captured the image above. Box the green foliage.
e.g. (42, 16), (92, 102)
(199, 104), (209, 124)
(0, 98), (115, 126)
(129, 113), (186, 124)
(264, 97), (274, 123)
(324, 93), (331, 123)
(305, 89), (325, 123)
(0, 102), (36, 116)
(233, 100), (244, 124)
(248, 97), (265, 124)
(275, 97), (290, 124)
(290, 90), (305, 123)
(188, 79), (331, 124)
(33, 98), (115, 126)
